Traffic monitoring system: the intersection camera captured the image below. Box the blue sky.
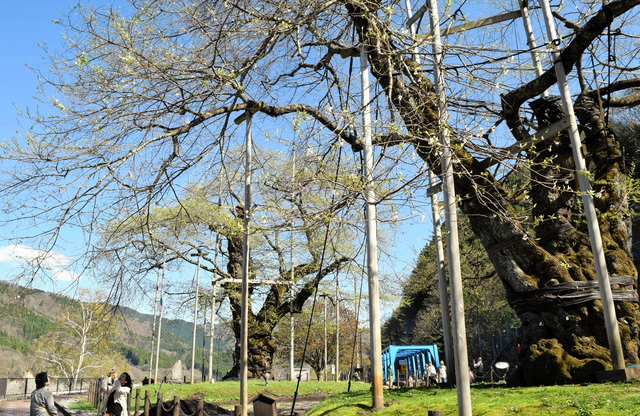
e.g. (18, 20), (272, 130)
(0, 1), (433, 312)
(0, 1), (85, 288)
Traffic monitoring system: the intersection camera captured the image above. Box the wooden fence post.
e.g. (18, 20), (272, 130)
(134, 389), (140, 416)
(144, 390), (150, 416)
(156, 391), (163, 416)
(172, 395), (180, 416)
(197, 399), (204, 416)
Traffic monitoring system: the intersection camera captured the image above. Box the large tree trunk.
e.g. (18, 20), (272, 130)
(346, 0), (640, 385)
(221, 222), (276, 379)
(220, 213), (349, 379)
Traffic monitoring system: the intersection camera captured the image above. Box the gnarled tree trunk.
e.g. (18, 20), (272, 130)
(345, 0), (640, 385)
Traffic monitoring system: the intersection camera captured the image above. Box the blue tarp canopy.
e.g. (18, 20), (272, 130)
(381, 345), (439, 383)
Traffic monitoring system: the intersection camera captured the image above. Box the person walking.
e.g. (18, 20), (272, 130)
(30, 372), (57, 416)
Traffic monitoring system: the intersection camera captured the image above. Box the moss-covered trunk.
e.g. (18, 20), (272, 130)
(221, 222), (278, 379)
(345, 0), (640, 385)
(220, 211), (350, 379)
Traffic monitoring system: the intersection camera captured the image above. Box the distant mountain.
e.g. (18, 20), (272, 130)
(0, 281), (233, 380)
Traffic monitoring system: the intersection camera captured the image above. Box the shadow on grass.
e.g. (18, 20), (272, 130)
(313, 403), (371, 416)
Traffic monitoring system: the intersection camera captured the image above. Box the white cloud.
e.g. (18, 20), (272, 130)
(51, 268), (80, 282)
(0, 244), (79, 282)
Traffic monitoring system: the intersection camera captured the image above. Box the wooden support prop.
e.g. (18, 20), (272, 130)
(134, 390), (141, 416)
(234, 405), (244, 416)
(216, 278), (293, 285)
(172, 396), (180, 416)
(197, 400), (204, 416)
(426, 115), (571, 196)
(406, 3), (428, 28)
(440, 11), (522, 37)
(156, 392), (163, 416)
(428, 411), (443, 416)
(144, 390), (150, 416)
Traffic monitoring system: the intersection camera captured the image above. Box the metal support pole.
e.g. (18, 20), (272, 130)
(324, 297), (328, 381)
(360, 44), (384, 410)
(335, 274), (340, 382)
(290, 149), (296, 382)
(427, 1), (472, 414)
(202, 303), (206, 381)
(190, 253), (202, 384)
(154, 251), (166, 384)
(209, 176), (223, 383)
(518, 0), (548, 96)
(149, 266), (160, 380)
(538, 0), (624, 370)
(429, 170), (455, 382)
(405, 0), (455, 386)
(208, 281), (217, 382)
(240, 114), (253, 416)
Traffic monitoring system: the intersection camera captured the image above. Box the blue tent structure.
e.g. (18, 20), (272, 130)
(382, 345), (440, 384)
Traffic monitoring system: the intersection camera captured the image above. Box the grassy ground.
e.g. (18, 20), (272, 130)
(307, 382), (640, 416)
(134, 380), (370, 403)
(70, 379), (640, 415)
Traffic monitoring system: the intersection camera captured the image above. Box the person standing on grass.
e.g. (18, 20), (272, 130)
(30, 372), (57, 416)
(426, 361), (437, 386)
(473, 357), (484, 381)
(99, 368), (132, 416)
(438, 360), (447, 383)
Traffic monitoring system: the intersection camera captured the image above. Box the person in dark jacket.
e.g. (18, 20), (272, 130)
(30, 372), (57, 416)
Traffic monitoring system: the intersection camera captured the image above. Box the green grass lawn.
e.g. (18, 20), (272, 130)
(73, 379), (640, 416)
(133, 380), (370, 403)
(307, 382), (640, 416)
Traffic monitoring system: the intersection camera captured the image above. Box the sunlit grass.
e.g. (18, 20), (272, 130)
(68, 380), (640, 415)
(308, 382), (640, 416)
(66, 399), (96, 411)
(133, 380), (370, 404)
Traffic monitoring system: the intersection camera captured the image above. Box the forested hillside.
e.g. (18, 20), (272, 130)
(382, 213), (518, 365)
(0, 282), (233, 379)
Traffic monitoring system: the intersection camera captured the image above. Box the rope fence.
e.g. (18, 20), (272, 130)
(88, 381), (204, 416)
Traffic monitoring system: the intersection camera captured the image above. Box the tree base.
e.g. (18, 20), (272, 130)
(597, 367), (640, 382)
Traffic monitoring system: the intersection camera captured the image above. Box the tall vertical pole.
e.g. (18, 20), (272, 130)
(360, 44), (384, 410)
(324, 298), (328, 381)
(209, 174), (223, 383)
(519, 0), (548, 96)
(430, 172), (455, 382)
(240, 114), (253, 416)
(190, 253), (202, 384)
(149, 266), (160, 381)
(404, 0), (455, 381)
(154, 250), (166, 384)
(202, 303), (207, 381)
(538, 0), (624, 370)
(290, 148), (296, 382)
(208, 281), (217, 382)
(335, 274), (340, 382)
(427, 1), (472, 414)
